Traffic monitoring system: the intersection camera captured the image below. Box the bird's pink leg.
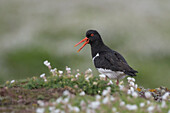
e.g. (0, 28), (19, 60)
(105, 77), (107, 81)
(116, 79), (119, 85)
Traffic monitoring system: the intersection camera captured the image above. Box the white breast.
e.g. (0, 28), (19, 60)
(92, 53), (99, 62)
(97, 68), (127, 80)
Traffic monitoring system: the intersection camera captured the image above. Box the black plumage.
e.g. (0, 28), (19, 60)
(87, 30), (137, 75)
(93, 50), (138, 77)
(75, 30), (138, 84)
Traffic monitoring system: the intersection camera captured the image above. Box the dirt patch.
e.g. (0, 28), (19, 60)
(0, 87), (75, 112)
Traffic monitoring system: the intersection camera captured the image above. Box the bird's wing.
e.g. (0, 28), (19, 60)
(103, 51), (138, 76)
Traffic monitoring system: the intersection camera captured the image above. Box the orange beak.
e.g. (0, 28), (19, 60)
(74, 37), (89, 52)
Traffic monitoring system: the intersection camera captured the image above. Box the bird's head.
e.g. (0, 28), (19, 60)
(74, 30), (102, 52)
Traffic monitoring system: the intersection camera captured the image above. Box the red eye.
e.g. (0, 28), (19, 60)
(91, 34), (94, 36)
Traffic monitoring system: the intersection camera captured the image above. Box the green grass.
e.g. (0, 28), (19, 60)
(1, 66), (169, 113)
(4, 74), (117, 95)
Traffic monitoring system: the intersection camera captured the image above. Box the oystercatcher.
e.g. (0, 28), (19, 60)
(74, 30), (138, 85)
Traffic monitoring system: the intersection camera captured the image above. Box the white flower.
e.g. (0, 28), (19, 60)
(119, 81), (124, 85)
(145, 92), (151, 99)
(120, 101), (125, 106)
(68, 104), (73, 110)
(132, 92), (138, 98)
(93, 82), (97, 85)
(44, 78), (47, 82)
(58, 70), (63, 74)
(112, 107), (117, 112)
(129, 81), (135, 87)
(50, 68), (57, 73)
(36, 108), (45, 113)
(79, 91), (85, 96)
(85, 76), (90, 81)
(131, 78), (135, 82)
(95, 95), (101, 100)
(60, 110), (65, 113)
(72, 106), (80, 112)
(126, 104), (138, 111)
(127, 89), (131, 95)
(140, 102), (145, 107)
(168, 109), (170, 113)
(89, 101), (100, 109)
(147, 100), (151, 105)
(11, 80), (15, 84)
(102, 90), (109, 96)
(109, 80), (113, 84)
(44, 60), (48, 65)
(119, 85), (124, 91)
(63, 90), (70, 96)
(63, 97), (70, 104)
(44, 60), (51, 67)
(37, 100), (45, 107)
(66, 66), (71, 71)
(162, 92), (169, 100)
(85, 68), (92, 74)
(75, 73), (80, 78)
(127, 77), (132, 82)
(127, 77), (135, 82)
(110, 96), (115, 101)
(54, 109), (60, 113)
(86, 108), (94, 113)
(80, 100), (86, 107)
(130, 87), (134, 92)
(107, 87), (111, 91)
(99, 74), (106, 78)
(102, 96), (109, 104)
(49, 106), (55, 111)
(87, 68), (92, 73)
(161, 101), (166, 108)
(147, 105), (155, 112)
(134, 84), (138, 89)
(56, 97), (62, 104)
(40, 73), (45, 78)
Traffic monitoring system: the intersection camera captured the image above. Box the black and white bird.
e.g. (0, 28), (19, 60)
(75, 30), (138, 85)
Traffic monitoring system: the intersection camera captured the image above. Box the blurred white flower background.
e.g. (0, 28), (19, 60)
(0, 0), (170, 88)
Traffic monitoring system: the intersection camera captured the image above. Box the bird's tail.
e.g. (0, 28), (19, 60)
(125, 70), (138, 77)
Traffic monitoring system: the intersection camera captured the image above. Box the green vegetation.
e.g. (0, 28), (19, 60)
(0, 62), (169, 113)
(5, 75), (116, 95)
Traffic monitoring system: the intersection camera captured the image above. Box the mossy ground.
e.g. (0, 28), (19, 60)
(0, 70), (169, 113)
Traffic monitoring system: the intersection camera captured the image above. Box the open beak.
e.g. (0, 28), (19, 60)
(74, 37), (89, 52)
